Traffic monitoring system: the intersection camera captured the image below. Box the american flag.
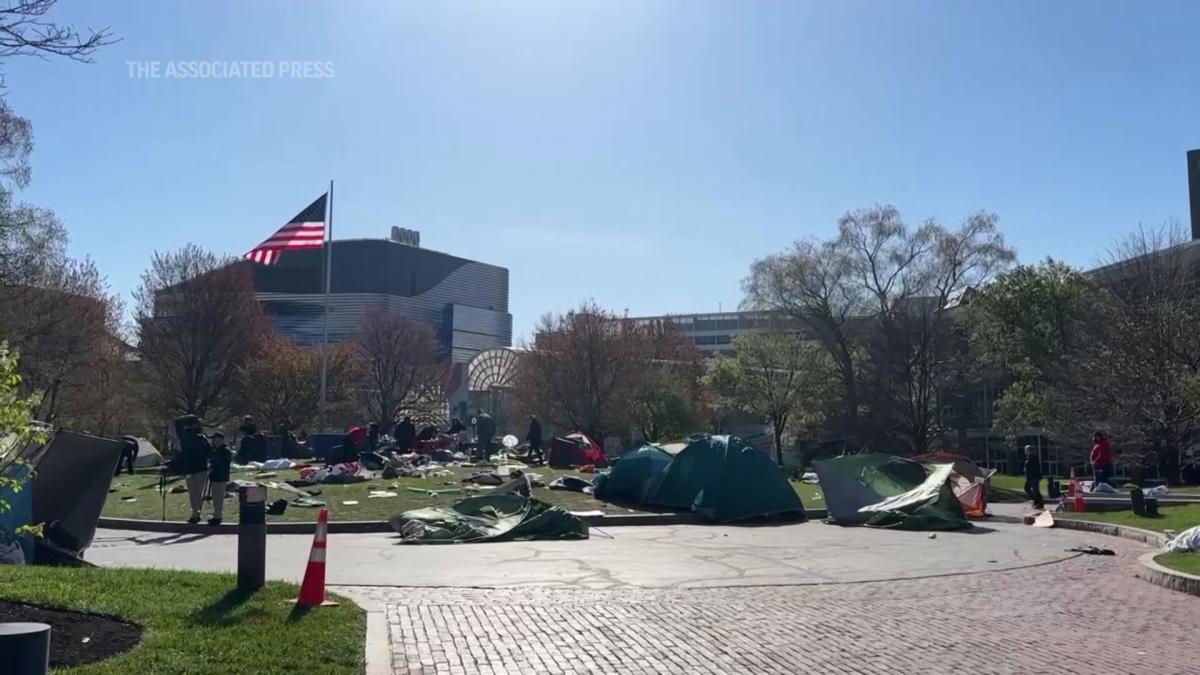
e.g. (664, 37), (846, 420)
(245, 194), (327, 265)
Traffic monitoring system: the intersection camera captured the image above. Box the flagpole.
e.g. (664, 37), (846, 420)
(319, 180), (334, 429)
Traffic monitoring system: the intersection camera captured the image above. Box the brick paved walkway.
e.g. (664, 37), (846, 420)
(351, 542), (1198, 675)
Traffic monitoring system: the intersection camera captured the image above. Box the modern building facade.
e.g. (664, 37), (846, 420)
(247, 229), (512, 364)
(629, 310), (801, 356)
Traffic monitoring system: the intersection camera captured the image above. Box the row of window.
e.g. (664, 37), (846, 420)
(690, 334), (733, 345)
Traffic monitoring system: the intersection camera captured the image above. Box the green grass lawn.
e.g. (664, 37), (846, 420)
(0, 566), (363, 674)
(1156, 552), (1200, 575)
(1065, 503), (1200, 533)
(106, 465), (826, 523)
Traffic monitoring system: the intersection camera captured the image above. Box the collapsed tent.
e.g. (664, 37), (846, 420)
(911, 452), (995, 518)
(389, 495), (588, 544)
(594, 436), (804, 523)
(548, 432), (607, 469)
(1, 431), (125, 562)
(593, 444), (672, 504)
(814, 454), (970, 530)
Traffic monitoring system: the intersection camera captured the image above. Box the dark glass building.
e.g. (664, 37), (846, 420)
(248, 231), (511, 364)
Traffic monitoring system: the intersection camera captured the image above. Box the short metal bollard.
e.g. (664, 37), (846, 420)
(238, 484), (267, 593)
(0, 622), (50, 675)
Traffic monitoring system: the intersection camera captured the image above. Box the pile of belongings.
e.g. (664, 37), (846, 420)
(1168, 525), (1200, 552)
(389, 494), (588, 544)
(548, 432), (608, 469)
(232, 458), (301, 472)
(299, 461), (373, 484)
(592, 435), (805, 523)
(910, 452), (995, 518)
(814, 453), (971, 531)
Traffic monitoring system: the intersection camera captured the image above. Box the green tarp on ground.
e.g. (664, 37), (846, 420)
(643, 435), (805, 523)
(388, 495), (589, 544)
(593, 444), (673, 504)
(814, 454), (970, 531)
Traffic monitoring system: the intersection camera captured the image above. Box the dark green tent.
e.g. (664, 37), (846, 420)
(593, 444), (673, 505)
(814, 454), (970, 531)
(648, 435), (806, 523)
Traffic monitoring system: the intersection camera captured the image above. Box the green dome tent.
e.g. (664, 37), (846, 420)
(813, 453), (970, 531)
(648, 435), (806, 523)
(593, 444), (673, 505)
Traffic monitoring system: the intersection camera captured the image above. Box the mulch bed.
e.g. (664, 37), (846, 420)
(0, 600), (141, 667)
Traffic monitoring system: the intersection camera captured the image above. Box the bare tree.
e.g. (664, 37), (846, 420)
(746, 205), (1014, 453)
(237, 332), (362, 432)
(355, 309), (446, 428)
(135, 245), (267, 422)
(513, 302), (689, 442)
(0, 1), (115, 61)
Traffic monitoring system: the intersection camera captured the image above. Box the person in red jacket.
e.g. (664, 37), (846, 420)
(1090, 431), (1114, 490)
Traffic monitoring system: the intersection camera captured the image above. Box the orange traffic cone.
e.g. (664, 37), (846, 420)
(294, 508), (337, 607)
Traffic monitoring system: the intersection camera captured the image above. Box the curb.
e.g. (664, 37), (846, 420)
(1049, 517), (1169, 547)
(98, 508), (825, 535)
(1134, 551), (1200, 597)
(97, 511), (712, 534)
(1042, 516), (1200, 598)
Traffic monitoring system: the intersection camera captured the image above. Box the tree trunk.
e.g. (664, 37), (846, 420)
(774, 428), (785, 467)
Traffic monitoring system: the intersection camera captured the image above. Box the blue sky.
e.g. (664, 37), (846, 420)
(7, 1), (1200, 338)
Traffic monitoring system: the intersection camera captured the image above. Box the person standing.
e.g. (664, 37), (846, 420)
(1090, 431), (1114, 490)
(207, 432), (233, 525)
(394, 416), (416, 452)
(1023, 445), (1044, 510)
(115, 436), (139, 476)
(172, 415), (211, 525)
(473, 409), (496, 461)
(526, 415), (544, 465)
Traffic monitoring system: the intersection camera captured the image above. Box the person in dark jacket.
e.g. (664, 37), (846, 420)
(172, 415), (212, 524)
(394, 416), (416, 452)
(208, 432), (233, 525)
(472, 409), (496, 460)
(115, 436), (139, 476)
(1023, 444), (1044, 510)
(526, 415), (544, 465)
(367, 422), (380, 452)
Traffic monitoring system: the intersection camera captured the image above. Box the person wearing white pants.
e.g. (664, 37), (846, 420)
(185, 471), (208, 522)
(207, 432), (233, 525)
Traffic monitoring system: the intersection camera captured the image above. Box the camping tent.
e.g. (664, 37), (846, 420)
(12, 431), (125, 557)
(593, 444), (673, 505)
(647, 435), (805, 523)
(814, 454), (970, 530)
(548, 432), (607, 469)
(127, 436), (164, 468)
(389, 495), (588, 544)
(910, 452), (995, 518)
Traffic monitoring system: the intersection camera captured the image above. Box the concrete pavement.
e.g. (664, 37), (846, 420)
(89, 520), (1089, 588)
(85, 519), (1200, 674)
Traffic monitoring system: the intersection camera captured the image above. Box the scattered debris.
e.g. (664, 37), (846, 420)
(927, 533), (937, 539)
(120, 497), (137, 502)
(342, 500), (359, 506)
(1067, 546), (1115, 556)
(367, 491), (399, 498)
(1032, 511), (1055, 528)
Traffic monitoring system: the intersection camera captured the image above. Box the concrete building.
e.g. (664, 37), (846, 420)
(629, 310), (801, 356)
(247, 228), (512, 364)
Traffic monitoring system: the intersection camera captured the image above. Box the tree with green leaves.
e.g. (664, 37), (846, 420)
(0, 342), (45, 545)
(963, 259), (1098, 438)
(707, 333), (834, 466)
